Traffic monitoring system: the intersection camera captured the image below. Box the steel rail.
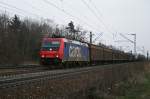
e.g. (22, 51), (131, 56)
(0, 64), (42, 69)
(0, 62), (133, 89)
(0, 66), (104, 88)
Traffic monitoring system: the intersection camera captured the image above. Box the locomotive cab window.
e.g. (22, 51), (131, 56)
(41, 41), (60, 51)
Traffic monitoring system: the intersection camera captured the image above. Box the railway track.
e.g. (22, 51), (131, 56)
(0, 61), (133, 77)
(0, 63), (124, 89)
(0, 61), (132, 76)
(0, 62), (145, 98)
(0, 64), (49, 76)
(0, 61), (139, 89)
(0, 64), (46, 69)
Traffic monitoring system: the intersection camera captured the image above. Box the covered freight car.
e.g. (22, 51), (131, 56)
(90, 44), (103, 64)
(90, 44), (113, 64)
(40, 37), (134, 67)
(89, 44), (132, 64)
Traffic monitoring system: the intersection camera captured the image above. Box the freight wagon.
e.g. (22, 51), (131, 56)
(89, 44), (132, 65)
(39, 37), (134, 67)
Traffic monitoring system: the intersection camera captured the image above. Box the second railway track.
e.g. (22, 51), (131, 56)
(0, 64), (49, 76)
(0, 63), (125, 89)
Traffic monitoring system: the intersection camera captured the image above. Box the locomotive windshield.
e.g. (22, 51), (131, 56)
(41, 41), (60, 51)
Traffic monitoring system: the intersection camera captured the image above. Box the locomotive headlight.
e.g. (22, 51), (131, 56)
(56, 55), (59, 58)
(41, 55), (45, 58)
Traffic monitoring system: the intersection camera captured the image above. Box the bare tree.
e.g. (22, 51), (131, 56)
(0, 13), (88, 65)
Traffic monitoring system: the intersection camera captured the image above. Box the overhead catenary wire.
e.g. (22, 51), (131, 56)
(82, 0), (120, 44)
(119, 33), (134, 43)
(42, 0), (103, 32)
(20, 1), (65, 24)
(89, 0), (118, 40)
(0, 0), (115, 45)
(43, 0), (100, 31)
(88, 0), (117, 32)
(81, 0), (109, 32)
(92, 32), (103, 43)
(0, 0), (104, 38)
(87, 0), (126, 48)
(0, 0), (103, 40)
(81, 0), (115, 41)
(0, 5), (25, 17)
(0, 1), (43, 19)
(58, 0), (104, 43)
(88, 0), (103, 18)
(59, 0), (103, 32)
(64, 0), (104, 31)
(58, 0), (105, 43)
(21, 1), (42, 12)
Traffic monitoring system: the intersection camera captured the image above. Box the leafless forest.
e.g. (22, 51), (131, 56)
(0, 13), (87, 64)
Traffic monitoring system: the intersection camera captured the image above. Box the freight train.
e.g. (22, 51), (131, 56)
(39, 37), (136, 67)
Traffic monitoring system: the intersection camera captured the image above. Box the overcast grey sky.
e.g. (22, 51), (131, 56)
(0, 0), (150, 55)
